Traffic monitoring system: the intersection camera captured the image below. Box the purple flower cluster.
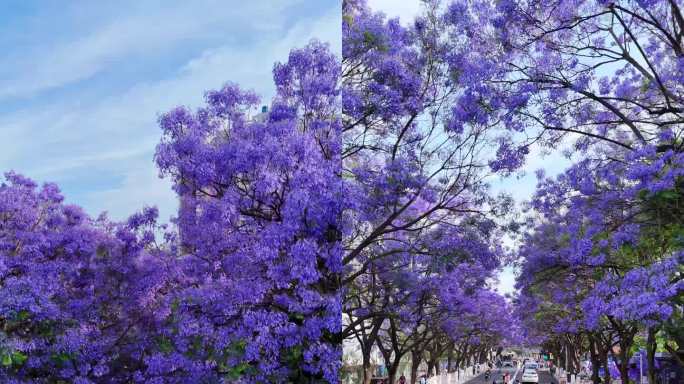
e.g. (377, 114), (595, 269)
(3, 0), (682, 382)
(153, 41), (343, 382)
(0, 173), (177, 383)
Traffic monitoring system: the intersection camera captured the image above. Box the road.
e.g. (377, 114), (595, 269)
(464, 367), (558, 384)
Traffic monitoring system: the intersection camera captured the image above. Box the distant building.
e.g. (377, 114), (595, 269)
(251, 105), (269, 123)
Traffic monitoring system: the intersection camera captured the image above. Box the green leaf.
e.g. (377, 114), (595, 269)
(16, 310), (30, 321)
(11, 351), (27, 365)
(225, 362), (250, 380)
(658, 190), (679, 200)
(1, 353), (12, 367)
(156, 337), (174, 354)
(51, 352), (74, 366)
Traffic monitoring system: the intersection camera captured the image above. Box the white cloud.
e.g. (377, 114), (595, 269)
(82, 161), (178, 223)
(0, 0), (306, 100)
(0, 2), (340, 223)
(367, 0), (423, 24)
(496, 266), (517, 296)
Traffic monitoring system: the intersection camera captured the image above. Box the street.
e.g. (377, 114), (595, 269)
(464, 367), (558, 384)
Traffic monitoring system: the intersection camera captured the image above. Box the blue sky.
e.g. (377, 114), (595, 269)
(0, 0), (340, 222)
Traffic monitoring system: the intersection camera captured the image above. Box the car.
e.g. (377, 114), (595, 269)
(524, 362), (538, 371)
(521, 369), (539, 384)
(503, 361), (515, 368)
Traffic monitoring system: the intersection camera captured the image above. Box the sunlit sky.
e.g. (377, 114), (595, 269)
(1, 0), (339, 222)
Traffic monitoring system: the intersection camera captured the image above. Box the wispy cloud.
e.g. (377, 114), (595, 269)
(1, 0), (340, 222)
(367, 0), (422, 24)
(0, 1), (310, 100)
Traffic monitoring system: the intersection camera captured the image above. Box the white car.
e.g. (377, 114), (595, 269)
(521, 369), (539, 384)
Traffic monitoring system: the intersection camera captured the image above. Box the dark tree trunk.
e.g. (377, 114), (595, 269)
(362, 345), (374, 384)
(378, 340), (392, 383)
(664, 344), (684, 367)
(569, 340), (580, 373)
(410, 349), (421, 384)
(646, 327), (658, 384)
(361, 319), (384, 384)
(479, 347), (487, 364)
(589, 336), (601, 384)
(600, 348), (611, 384)
(447, 349), (454, 372)
(617, 338), (632, 384)
(388, 360), (400, 384)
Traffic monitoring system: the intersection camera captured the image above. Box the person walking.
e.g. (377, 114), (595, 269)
(398, 375), (407, 384)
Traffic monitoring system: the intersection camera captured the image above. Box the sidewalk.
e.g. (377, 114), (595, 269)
(426, 365), (481, 384)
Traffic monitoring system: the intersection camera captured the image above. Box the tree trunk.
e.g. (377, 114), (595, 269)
(600, 348), (611, 384)
(362, 346), (374, 384)
(570, 341), (580, 374)
(410, 349), (421, 384)
(388, 360), (400, 384)
(378, 342), (392, 383)
(617, 339), (631, 384)
(447, 349), (454, 372)
(646, 327), (658, 384)
(589, 336), (601, 384)
(664, 344), (684, 367)
(390, 352), (408, 384)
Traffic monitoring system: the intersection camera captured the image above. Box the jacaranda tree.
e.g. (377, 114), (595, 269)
(453, 0), (684, 382)
(0, 172), (177, 383)
(154, 41), (343, 383)
(341, 1), (519, 383)
(6, 1), (683, 383)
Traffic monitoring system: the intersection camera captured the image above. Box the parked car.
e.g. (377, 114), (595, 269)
(521, 369), (539, 384)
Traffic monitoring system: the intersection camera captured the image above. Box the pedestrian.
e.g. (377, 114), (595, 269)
(399, 375), (407, 384)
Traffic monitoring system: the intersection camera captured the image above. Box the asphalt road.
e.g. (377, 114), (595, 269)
(464, 367), (558, 384)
